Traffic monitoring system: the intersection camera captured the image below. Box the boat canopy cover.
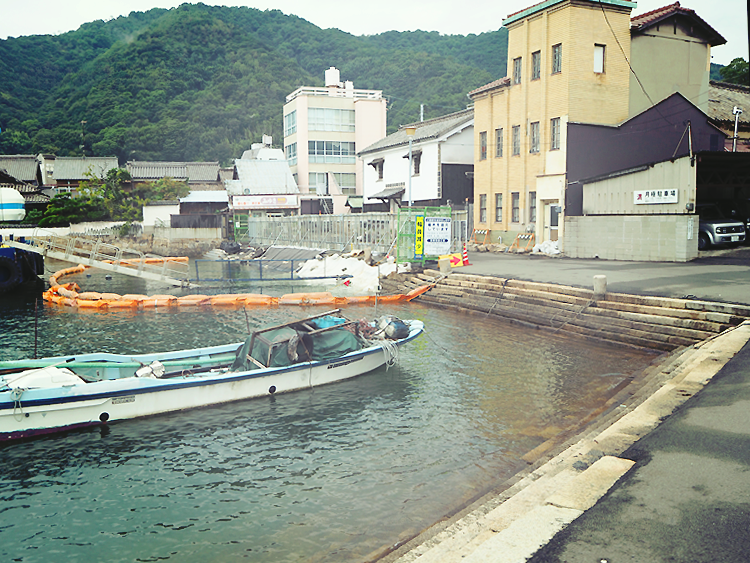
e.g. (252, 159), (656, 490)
(231, 326), (362, 371)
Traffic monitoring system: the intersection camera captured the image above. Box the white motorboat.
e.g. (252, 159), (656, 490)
(0, 310), (423, 441)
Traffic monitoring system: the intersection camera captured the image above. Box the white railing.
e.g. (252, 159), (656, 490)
(233, 211), (469, 255)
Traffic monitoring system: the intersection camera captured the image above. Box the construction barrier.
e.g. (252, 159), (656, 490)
(43, 263), (433, 312)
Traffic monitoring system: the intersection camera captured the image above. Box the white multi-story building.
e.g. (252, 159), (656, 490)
(283, 67), (387, 214)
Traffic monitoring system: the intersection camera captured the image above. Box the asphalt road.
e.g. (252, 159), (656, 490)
(527, 336), (750, 563)
(460, 246), (750, 306)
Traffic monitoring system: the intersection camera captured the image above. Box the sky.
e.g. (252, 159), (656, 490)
(0, 0), (747, 65)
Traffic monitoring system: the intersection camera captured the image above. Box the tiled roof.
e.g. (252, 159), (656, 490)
(0, 185), (49, 204)
(126, 161), (220, 183)
(358, 108), (473, 156)
(708, 81), (750, 127)
(630, 2), (726, 46)
(186, 162), (221, 183)
(468, 77), (510, 98)
(0, 155), (38, 183)
(53, 157), (119, 181)
(225, 160), (299, 195)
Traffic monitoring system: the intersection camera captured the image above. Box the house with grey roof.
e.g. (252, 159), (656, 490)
(358, 109), (474, 212)
(0, 155), (42, 187)
(708, 80), (750, 152)
(52, 156), (120, 194)
(0, 155), (49, 211)
(126, 161), (222, 190)
(225, 145), (300, 217)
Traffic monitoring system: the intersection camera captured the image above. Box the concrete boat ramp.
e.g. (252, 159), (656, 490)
(375, 251), (750, 563)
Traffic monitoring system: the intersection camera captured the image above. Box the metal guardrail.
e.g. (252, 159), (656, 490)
(11, 229), (191, 286)
(232, 210), (469, 256)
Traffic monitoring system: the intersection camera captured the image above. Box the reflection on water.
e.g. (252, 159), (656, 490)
(0, 262), (659, 562)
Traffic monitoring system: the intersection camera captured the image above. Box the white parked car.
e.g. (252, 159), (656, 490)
(697, 203), (746, 250)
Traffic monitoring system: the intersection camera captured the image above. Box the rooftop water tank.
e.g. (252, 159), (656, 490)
(0, 187), (25, 222)
(325, 67), (341, 88)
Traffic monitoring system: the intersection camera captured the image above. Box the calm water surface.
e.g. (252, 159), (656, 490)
(0, 260), (659, 562)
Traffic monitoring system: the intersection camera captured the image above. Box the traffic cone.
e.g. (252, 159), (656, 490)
(462, 243), (471, 266)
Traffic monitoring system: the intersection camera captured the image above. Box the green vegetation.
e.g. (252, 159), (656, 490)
(718, 58), (749, 86)
(0, 5), (506, 164)
(33, 170), (190, 226)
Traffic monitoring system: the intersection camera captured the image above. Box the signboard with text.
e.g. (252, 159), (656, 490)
(414, 215), (425, 260)
(633, 189), (678, 205)
(424, 217), (451, 256)
(232, 195), (299, 210)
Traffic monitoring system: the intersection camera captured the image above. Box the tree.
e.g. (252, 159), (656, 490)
(719, 58), (750, 86)
(37, 194), (107, 227)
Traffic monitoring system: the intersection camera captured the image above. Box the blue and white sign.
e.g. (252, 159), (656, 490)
(424, 217), (451, 256)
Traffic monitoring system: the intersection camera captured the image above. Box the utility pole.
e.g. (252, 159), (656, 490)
(80, 120), (87, 157)
(732, 106), (743, 152)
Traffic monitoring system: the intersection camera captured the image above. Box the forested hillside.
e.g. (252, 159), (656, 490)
(0, 4), (507, 165)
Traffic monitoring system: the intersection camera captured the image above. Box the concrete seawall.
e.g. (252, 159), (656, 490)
(373, 269), (750, 562)
(382, 269), (750, 351)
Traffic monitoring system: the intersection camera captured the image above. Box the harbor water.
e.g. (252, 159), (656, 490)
(0, 260), (659, 562)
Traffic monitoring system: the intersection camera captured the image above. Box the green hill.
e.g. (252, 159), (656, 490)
(0, 4), (507, 165)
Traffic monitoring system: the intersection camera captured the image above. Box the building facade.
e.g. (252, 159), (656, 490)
(469, 0), (635, 247)
(282, 67), (387, 214)
(358, 109), (474, 212)
(628, 2), (725, 117)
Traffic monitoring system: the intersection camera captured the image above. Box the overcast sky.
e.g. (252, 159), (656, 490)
(0, 0), (747, 65)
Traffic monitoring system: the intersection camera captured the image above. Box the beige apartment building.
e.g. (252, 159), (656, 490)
(470, 0), (634, 247)
(282, 67), (387, 214)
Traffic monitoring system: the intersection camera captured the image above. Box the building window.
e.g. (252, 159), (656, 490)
(308, 107), (355, 132)
(530, 122), (540, 154)
(511, 192), (520, 223)
(413, 152), (421, 175)
(529, 191), (537, 223)
(495, 128), (503, 157)
(283, 110), (297, 137)
(308, 140), (356, 163)
(552, 43), (562, 74)
(332, 172), (356, 195)
(495, 193), (503, 222)
(309, 172), (328, 195)
(512, 125), (520, 156)
(550, 117), (561, 150)
(594, 44), (606, 73)
(479, 131), (487, 160)
(285, 142), (297, 165)
(513, 57), (522, 84)
(531, 51), (541, 80)
(369, 159), (384, 180)
(479, 194), (487, 223)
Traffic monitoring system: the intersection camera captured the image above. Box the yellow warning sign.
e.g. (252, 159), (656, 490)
(439, 253), (463, 267)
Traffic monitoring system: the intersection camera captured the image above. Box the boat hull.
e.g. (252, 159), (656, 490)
(0, 321), (423, 441)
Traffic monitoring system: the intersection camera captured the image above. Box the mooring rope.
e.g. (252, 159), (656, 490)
(550, 298), (595, 333)
(380, 339), (399, 369)
(11, 387), (25, 421)
(486, 278), (511, 317)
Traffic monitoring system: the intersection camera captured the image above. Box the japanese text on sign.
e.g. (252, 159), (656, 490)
(414, 215), (425, 259)
(633, 190), (678, 205)
(424, 217), (451, 256)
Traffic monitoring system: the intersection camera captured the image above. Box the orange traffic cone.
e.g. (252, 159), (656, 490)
(462, 243), (471, 266)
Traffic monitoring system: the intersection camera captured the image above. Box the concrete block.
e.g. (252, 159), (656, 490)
(463, 505), (582, 563)
(545, 455), (635, 511)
